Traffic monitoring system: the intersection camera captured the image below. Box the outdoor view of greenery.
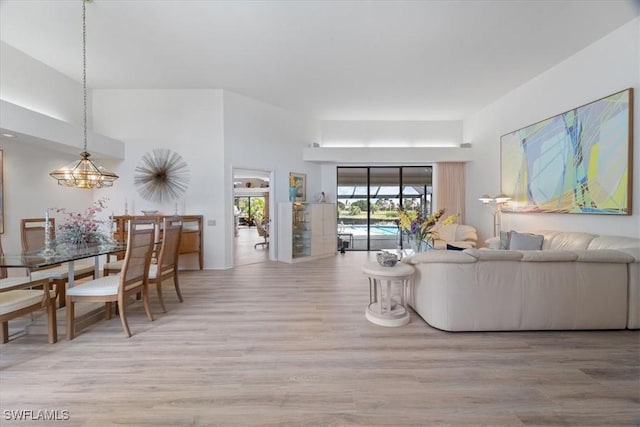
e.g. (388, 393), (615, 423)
(235, 196), (265, 225)
(337, 198), (425, 223)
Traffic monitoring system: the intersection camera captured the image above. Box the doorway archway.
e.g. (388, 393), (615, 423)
(232, 168), (273, 266)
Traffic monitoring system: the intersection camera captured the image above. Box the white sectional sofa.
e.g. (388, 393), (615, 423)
(404, 230), (639, 331)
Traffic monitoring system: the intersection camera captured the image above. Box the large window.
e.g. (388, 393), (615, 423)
(234, 196), (265, 227)
(337, 166), (432, 251)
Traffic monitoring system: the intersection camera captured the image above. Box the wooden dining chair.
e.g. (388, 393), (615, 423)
(0, 239), (57, 343)
(148, 217), (183, 312)
(66, 220), (155, 340)
(21, 218), (95, 307)
(103, 220), (158, 277)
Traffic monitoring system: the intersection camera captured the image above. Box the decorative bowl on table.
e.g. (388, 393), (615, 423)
(376, 251), (398, 267)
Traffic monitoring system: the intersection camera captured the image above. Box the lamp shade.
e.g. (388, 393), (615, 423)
(478, 194), (493, 203)
(494, 194), (511, 203)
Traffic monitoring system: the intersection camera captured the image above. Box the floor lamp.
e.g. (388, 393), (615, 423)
(479, 194), (511, 237)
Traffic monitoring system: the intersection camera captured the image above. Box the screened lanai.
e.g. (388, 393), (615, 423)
(337, 166), (433, 251)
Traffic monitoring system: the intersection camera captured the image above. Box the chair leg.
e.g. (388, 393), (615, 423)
(57, 281), (66, 308)
(1, 321), (8, 344)
(66, 298), (75, 340)
(105, 302), (113, 320)
(156, 281), (168, 313)
(117, 294), (132, 337)
(173, 272), (184, 303)
(47, 299), (57, 344)
(142, 285), (154, 321)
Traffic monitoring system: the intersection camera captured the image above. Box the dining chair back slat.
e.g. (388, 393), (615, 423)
(21, 218), (55, 252)
(21, 218), (61, 271)
(120, 221), (155, 294)
(149, 217), (183, 312)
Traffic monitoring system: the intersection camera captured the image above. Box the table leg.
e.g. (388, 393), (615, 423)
(67, 260), (75, 288)
(373, 278), (378, 305)
(386, 280), (392, 313)
(94, 256), (100, 279)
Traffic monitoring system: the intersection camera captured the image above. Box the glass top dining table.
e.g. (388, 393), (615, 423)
(0, 243), (126, 287)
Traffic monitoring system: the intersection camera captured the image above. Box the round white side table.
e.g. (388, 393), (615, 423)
(362, 261), (415, 327)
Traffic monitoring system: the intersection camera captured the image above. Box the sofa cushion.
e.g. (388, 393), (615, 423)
(588, 235), (640, 251)
(537, 231), (598, 250)
(407, 250), (476, 264)
(509, 231), (543, 250)
(464, 248), (523, 261)
(573, 249), (634, 263)
(519, 250), (578, 262)
(613, 247), (640, 262)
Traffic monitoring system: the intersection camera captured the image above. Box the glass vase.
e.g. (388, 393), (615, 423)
(411, 239), (428, 253)
(410, 237), (435, 253)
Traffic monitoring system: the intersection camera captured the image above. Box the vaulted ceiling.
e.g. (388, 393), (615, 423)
(1, 0), (638, 120)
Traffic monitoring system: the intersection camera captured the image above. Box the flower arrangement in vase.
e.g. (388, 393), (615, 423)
(397, 208), (456, 251)
(55, 198), (113, 248)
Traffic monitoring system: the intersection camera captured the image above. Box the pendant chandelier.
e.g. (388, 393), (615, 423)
(50, 0), (118, 189)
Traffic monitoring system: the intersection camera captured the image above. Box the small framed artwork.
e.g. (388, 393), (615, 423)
(0, 149), (3, 234)
(289, 172), (307, 202)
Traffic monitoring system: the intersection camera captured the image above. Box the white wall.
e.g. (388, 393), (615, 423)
(93, 89), (319, 269)
(92, 89), (225, 269)
(0, 41), (84, 126)
(464, 18), (640, 244)
(315, 120), (465, 211)
(0, 43), (115, 257)
(321, 120), (463, 147)
(0, 138), (94, 256)
(223, 91), (322, 265)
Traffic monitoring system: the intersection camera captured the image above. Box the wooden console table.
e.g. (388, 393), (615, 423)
(112, 215), (203, 270)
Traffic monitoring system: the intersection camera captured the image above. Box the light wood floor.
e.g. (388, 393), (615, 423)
(1, 252), (638, 426)
(234, 226), (269, 266)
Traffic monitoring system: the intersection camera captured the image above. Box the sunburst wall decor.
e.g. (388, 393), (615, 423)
(134, 149), (190, 202)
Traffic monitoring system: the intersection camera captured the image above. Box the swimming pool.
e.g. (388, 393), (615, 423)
(339, 224), (399, 236)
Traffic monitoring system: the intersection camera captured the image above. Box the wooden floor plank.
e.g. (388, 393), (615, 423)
(0, 252), (638, 426)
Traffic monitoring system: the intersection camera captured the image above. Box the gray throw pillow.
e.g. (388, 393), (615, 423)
(499, 231), (510, 249)
(508, 230), (543, 250)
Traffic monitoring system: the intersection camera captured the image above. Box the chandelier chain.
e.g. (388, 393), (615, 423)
(82, 0), (87, 153)
(49, 0), (119, 188)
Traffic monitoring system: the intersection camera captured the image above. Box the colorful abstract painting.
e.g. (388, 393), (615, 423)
(0, 149), (3, 233)
(501, 88), (633, 215)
